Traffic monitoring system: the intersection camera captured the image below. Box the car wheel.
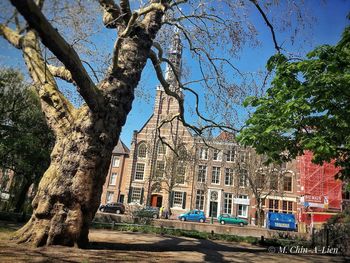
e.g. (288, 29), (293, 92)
(239, 222), (244, 227)
(199, 218), (204, 223)
(153, 214), (158, 219)
(100, 208), (105, 212)
(220, 220), (225, 225)
(181, 217), (186, 221)
(116, 209), (121, 214)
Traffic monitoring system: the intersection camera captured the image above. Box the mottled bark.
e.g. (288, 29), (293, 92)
(6, 0), (164, 247)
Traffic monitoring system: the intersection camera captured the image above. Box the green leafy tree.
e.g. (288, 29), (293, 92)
(0, 68), (54, 212)
(239, 25), (350, 182)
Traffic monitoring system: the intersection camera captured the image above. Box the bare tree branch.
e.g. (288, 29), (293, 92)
(250, 0), (281, 52)
(0, 24), (22, 48)
(149, 49), (239, 137)
(47, 64), (73, 83)
(120, 0), (131, 23)
(10, 0), (104, 112)
(98, 0), (123, 29)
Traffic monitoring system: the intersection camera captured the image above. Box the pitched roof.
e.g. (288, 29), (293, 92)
(216, 131), (236, 142)
(112, 139), (130, 155)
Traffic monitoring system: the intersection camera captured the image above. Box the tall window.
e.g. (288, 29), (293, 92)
(157, 141), (166, 155)
(238, 204), (248, 218)
(137, 143), (147, 158)
(199, 148), (208, 160)
(226, 148), (235, 162)
(213, 149), (222, 161)
(240, 151), (247, 163)
(176, 165), (185, 184)
(225, 168), (234, 186)
(197, 165), (207, 182)
(172, 191), (184, 208)
(224, 193), (233, 214)
(239, 170), (248, 187)
(131, 187), (142, 203)
(211, 166), (220, 184)
(282, 201), (293, 214)
(106, 191), (113, 203)
(109, 173), (117, 185)
(135, 163), (145, 180)
(283, 174), (292, 191)
(155, 161), (165, 178)
(195, 190), (205, 210)
(112, 156), (120, 167)
(268, 199), (279, 212)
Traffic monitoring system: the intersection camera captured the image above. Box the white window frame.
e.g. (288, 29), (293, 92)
(239, 170), (248, 188)
(109, 173), (117, 186)
(224, 193), (233, 214)
(225, 168), (234, 186)
(213, 149), (222, 161)
(199, 147), (208, 160)
(172, 191), (184, 208)
(195, 190), (205, 210)
(155, 160), (165, 178)
(238, 204), (248, 218)
(176, 164), (186, 184)
(226, 149), (235, 162)
(197, 165), (207, 183)
(135, 163), (145, 181)
(112, 156), (120, 167)
(106, 191), (113, 203)
(131, 187), (142, 203)
(137, 143), (147, 158)
(211, 166), (220, 184)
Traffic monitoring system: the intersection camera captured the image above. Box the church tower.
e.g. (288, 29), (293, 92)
(154, 32), (183, 116)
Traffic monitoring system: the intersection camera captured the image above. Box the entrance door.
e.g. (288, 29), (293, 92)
(209, 201), (218, 217)
(156, 196), (163, 207)
(151, 195), (163, 207)
(151, 195), (158, 207)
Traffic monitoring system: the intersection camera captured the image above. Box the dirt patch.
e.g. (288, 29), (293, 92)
(0, 224), (347, 262)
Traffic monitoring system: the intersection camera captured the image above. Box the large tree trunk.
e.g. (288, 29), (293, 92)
(5, 0), (164, 248)
(15, 106), (120, 247)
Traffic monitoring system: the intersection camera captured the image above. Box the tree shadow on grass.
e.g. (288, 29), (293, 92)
(88, 234), (265, 263)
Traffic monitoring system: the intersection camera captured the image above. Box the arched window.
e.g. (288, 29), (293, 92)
(157, 140), (166, 155)
(137, 142), (147, 158)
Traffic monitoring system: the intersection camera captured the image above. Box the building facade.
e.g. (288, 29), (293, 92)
(98, 33), (299, 225)
(100, 140), (130, 205)
(99, 34), (344, 231)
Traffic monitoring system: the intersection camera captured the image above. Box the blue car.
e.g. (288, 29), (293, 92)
(178, 209), (206, 223)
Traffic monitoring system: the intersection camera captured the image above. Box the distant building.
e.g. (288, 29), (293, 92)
(100, 140), (130, 204)
(99, 33), (345, 231)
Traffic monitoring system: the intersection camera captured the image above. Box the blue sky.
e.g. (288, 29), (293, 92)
(0, 1), (349, 147)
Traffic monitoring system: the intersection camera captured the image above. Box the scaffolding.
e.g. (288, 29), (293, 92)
(298, 151), (342, 210)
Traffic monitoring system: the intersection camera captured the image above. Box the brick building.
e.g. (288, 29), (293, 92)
(99, 34), (344, 230)
(100, 140), (130, 204)
(98, 33), (300, 225)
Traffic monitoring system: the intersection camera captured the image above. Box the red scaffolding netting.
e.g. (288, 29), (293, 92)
(298, 151), (342, 210)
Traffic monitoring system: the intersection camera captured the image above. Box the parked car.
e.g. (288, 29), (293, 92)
(136, 206), (160, 219)
(99, 202), (125, 214)
(178, 209), (206, 223)
(218, 214), (248, 226)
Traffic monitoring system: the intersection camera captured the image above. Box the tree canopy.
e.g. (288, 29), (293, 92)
(238, 25), (350, 182)
(0, 68), (54, 211)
